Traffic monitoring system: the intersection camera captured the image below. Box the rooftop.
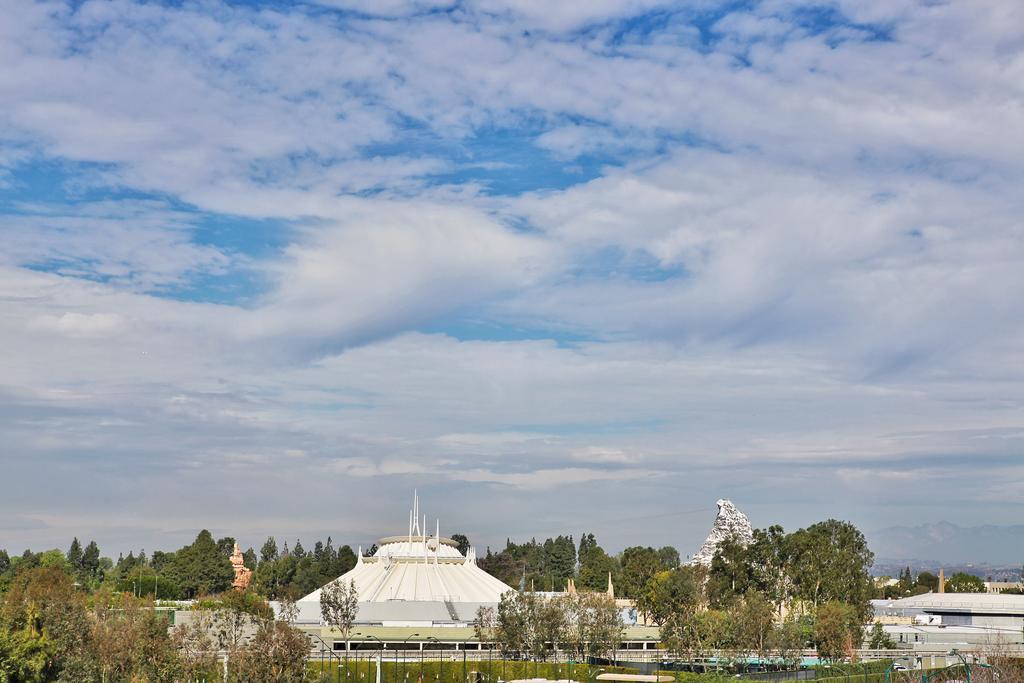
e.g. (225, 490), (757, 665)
(887, 592), (1024, 615)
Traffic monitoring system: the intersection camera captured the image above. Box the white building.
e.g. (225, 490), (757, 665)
(295, 493), (511, 627)
(877, 593), (1024, 650)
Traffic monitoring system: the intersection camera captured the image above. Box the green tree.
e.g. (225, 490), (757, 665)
(636, 566), (701, 626)
(531, 595), (567, 660)
(544, 535), (577, 588)
(737, 591), (776, 659)
(216, 536), (237, 558)
(334, 544), (357, 577)
(619, 546), (664, 599)
(663, 608), (733, 665)
(706, 534), (753, 608)
(451, 533), (471, 556)
(577, 533), (618, 592)
(788, 520), (874, 619)
(946, 572), (985, 593)
(260, 537), (279, 564)
(66, 537), (83, 572)
(91, 590), (181, 681)
(867, 622), (896, 649)
(321, 578), (359, 666)
(81, 540), (101, 582)
(243, 547), (258, 572)
(231, 618), (310, 682)
(167, 530), (234, 598)
(563, 591), (623, 661)
(746, 525), (790, 610)
(0, 566), (95, 681)
(770, 615), (808, 669)
(657, 546), (680, 568)
(814, 601), (861, 662)
(293, 556), (321, 595)
(474, 605), (497, 650)
(496, 590), (530, 656)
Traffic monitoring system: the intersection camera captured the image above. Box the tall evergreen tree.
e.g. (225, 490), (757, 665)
(216, 536), (236, 557)
(82, 541), (100, 569)
(167, 530), (234, 598)
(260, 537), (279, 564)
(66, 537), (83, 570)
(451, 534), (471, 556)
(576, 533), (618, 591)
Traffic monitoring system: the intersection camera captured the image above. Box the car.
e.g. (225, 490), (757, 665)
(892, 664), (908, 671)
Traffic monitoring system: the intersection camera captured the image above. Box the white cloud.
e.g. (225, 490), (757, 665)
(28, 312), (124, 338)
(238, 199), (559, 356)
(0, 0), (1023, 555)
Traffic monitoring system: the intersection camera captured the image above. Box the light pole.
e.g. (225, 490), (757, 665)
(425, 636), (440, 683)
(462, 636), (467, 683)
(356, 633), (383, 683)
(949, 649), (971, 683)
(403, 633), (421, 683)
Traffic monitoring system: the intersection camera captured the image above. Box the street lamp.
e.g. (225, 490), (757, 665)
(356, 633), (383, 683)
(425, 636), (441, 683)
(949, 649), (972, 683)
(451, 634), (472, 683)
(403, 633), (421, 683)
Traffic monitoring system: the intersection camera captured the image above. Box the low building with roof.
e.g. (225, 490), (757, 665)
(875, 592), (1024, 651)
(295, 492), (512, 627)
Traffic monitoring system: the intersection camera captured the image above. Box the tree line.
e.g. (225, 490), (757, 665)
(880, 567), (986, 598)
(477, 532), (679, 594)
(0, 531), (358, 601)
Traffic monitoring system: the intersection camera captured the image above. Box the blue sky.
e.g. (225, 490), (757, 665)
(2, 0), (1024, 562)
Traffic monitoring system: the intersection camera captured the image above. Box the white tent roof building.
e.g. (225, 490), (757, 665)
(295, 493), (512, 626)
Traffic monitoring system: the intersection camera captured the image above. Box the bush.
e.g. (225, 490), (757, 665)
(307, 658), (637, 683)
(812, 659), (892, 676)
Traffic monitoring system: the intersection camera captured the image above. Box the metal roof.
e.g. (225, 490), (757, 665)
(887, 592), (1024, 615)
(297, 494), (512, 618)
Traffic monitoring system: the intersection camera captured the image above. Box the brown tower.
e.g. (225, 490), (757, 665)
(230, 542), (253, 590)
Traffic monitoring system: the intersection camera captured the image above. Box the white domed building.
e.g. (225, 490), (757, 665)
(295, 493), (512, 626)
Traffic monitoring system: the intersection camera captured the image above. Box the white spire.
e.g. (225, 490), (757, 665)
(411, 490), (421, 536)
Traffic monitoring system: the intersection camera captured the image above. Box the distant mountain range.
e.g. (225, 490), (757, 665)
(868, 521), (1024, 569)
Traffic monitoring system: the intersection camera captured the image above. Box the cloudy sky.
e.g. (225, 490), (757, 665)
(2, 0), (1023, 562)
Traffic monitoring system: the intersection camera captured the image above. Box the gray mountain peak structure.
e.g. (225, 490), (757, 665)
(688, 499), (754, 566)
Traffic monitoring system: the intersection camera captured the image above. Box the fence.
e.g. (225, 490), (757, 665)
(307, 657), (638, 683)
